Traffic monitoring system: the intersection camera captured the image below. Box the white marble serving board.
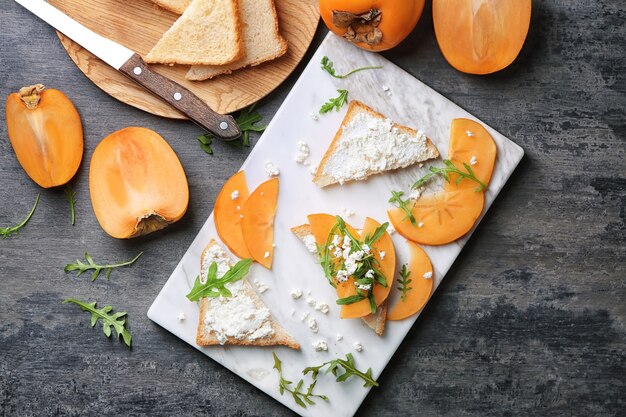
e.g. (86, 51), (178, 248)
(148, 33), (524, 417)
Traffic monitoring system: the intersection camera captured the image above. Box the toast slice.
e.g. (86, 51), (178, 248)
(313, 101), (440, 187)
(291, 224), (387, 336)
(151, 0), (191, 14)
(145, 0), (243, 66)
(187, 0), (288, 80)
(196, 240), (299, 349)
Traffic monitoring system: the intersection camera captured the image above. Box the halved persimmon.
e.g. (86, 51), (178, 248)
(89, 127), (189, 239)
(388, 188), (484, 245)
(445, 118), (497, 191)
(388, 241), (433, 321)
(308, 214), (396, 319)
(214, 171), (251, 259)
(433, 0), (531, 74)
(241, 178), (279, 269)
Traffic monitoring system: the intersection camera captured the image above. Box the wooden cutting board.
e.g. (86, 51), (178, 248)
(48, 0), (319, 118)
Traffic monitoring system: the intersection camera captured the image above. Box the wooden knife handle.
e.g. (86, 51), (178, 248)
(119, 54), (241, 141)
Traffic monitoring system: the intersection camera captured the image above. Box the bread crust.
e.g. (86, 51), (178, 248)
(150, 0), (191, 14)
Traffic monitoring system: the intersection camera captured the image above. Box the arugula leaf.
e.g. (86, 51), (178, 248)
(64, 184), (77, 226)
(413, 159), (488, 191)
(388, 191), (417, 226)
(397, 264), (413, 301)
(0, 193), (39, 238)
(364, 222), (389, 246)
(235, 103), (267, 147)
(320, 89), (349, 114)
(273, 352), (328, 408)
(303, 353), (379, 388)
(186, 259), (253, 302)
(64, 252), (143, 282)
(197, 133), (213, 155)
(320, 56), (383, 79)
(336, 294), (366, 305)
(63, 299), (132, 348)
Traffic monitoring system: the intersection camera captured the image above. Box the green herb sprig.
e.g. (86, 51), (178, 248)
(0, 193), (39, 239)
(388, 191), (417, 226)
(197, 133), (213, 155)
(186, 259), (253, 301)
(273, 352), (328, 408)
(413, 159), (487, 191)
(64, 184), (77, 225)
(303, 353), (379, 388)
(320, 89), (349, 114)
(196, 103), (267, 153)
(320, 56), (382, 79)
(397, 264), (412, 301)
(64, 252), (143, 281)
(63, 299), (132, 348)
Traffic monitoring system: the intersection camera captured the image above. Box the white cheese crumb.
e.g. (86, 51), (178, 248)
(387, 225), (396, 235)
(418, 222), (424, 228)
(423, 271), (433, 279)
(303, 234), (318, 253)
(466, 130), (474, 137)
(379, 251), (386, 260)
(177, 312), (186, 321)
(353, 341), (363, 352)
(409, 189), (421, 200)
(230, 190), (239, 200)
(295, 141), (310, 164)
(313, 340), (328, 352)
(382, 85), (392, 97)
(254, 279), (269, 294)
(306, 297), (317, 308)
(336, 334), (343, 341)
(470, 155), (478, 166)
(340, 205), (355, 217)
(316, 303), (330, 314)
(301, 312), (309, 322)
(272, 243), (276, 248)
(264, 161), (279, 177)
(336, 270), (349, 282)
(310, 112), (319, 121)
(263, 251), (270, 259)
(309, 164), (317, 175)
(290, 289), (303, 299)
(308, 317), (319, 333)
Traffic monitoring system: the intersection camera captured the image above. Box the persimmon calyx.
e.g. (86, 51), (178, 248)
(18, 84), (45, 109)
(332, 9), (383, 46)
(132, 213), (170, 238)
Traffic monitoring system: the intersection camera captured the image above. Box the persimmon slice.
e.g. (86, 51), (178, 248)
(89, 127), (189, 239)
(308, 214), (396, 319)
(214, 171), (251, 259)
(388, 242), (433, 321)
(445, 118), (497, 191)
(433, 0), (531, 74)
(6, 84), (83, 188)
(241, 178), (279, 269)
(388, 188), (484, 245)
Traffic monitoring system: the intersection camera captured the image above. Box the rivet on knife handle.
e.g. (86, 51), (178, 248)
(119, 54), (241, 141)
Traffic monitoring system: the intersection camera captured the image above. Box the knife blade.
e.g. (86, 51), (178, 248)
(14, 0), (241, 141)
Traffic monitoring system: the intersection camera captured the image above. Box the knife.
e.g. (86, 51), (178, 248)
(14, 0), (241, 141)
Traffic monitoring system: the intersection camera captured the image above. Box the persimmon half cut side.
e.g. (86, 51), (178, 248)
(214, 171), (251, 259)
(5, 84), (83, 188)
(433, 0), (531, 74)
(319, 0), (425, 51)
(388, 188), (484, 245)
(241, 178), (279, 269)
(387, 241), (433, 321)
(89, 127), (189, 239)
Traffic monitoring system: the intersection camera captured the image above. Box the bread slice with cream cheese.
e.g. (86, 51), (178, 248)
(195, 240), (299, 349)
(313, 101), (440, 187)
(291, 224), (386, 336)
(186, 0), (288, 80)
(150, 0), (191, 14)
(145, 0), (243, 66)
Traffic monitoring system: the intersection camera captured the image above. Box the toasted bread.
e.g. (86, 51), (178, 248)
(291, 224), (386, 336)
(187, 0), (288, 80)
(145, 0), (243, 66)
(313, 101), (440, 187)
(195, 240), (299, 349)
(151, 0), (191, 14)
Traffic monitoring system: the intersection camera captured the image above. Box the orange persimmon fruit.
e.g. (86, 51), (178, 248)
(5, 84), (83, 188)
(89, 127), (189, 239)
(388, 188), (484, 245)
(433, 0), (531, 74)
(387, 241), (433, 321)
(308, 214), (396, 319)
(241, 178), (279, 269)
(319, 0), (426, 51)
(214, 171), (252, 259)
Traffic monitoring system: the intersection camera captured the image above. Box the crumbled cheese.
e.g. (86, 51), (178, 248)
(263, 251), (270, 259)
(423, 271), (433, 279)
(303, 234), (318, 253)
(306, 297), (317, 308)
(290, 289), (303, 299)
(264, 161), (279, 177)
(336, 334), (343, 341)
(382, 85), (392, 97)
(331, 234), (341, 246)
(418, 222), (424, 228)
(387, 225), (396, 235)
(409, 189), (421, 200)
(310, 112), (319, 121)
(177, 312), (186, 321)
(356, 283), (371, 291)
(301, 312), (309, 322)
(353, 342), (363, 352)
(361, 244), (371, 254)
(316, 303), (330, 314)
(336, 270), (349, 282)
(466, 130), (474, 137)
(308, 317), (319, 333)
(313, 340), (328, 352)
(322, 112), (436, 184)
(364, 269), (375, 279)
(470, 155), (478, 166)
(309, 164), (317, 175)
(341, 205), (355, 217)
(379, 251), (386, 260)
(258, 285), (269, 294)
(295, 141), (310, 164)
(231, 190), (239, 200)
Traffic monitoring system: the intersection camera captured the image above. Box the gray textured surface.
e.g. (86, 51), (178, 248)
(1, 1), (624, 416)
